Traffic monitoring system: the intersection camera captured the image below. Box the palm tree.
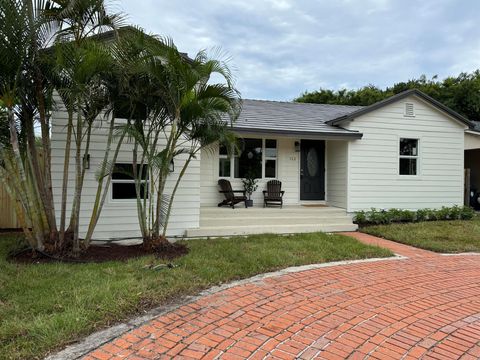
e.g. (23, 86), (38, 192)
(83, 27), (155, 247)
(0, 0), (57, 250)
(45, 0), (124, 255)
(123, 38), (241, 247)
(0, 0), (124, 255)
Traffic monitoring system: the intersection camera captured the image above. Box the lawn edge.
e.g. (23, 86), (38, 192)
(45, 254), (403, 360)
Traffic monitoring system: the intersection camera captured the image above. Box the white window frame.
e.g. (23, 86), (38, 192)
(111, 163), (149, 202)
(398, 138), (419, 177)
(218, 145), (231, 178)
(218, 137), (278, 179)
(263, 139), (277, 179)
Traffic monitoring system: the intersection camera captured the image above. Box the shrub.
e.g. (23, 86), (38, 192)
(368, 208), (390, 225)
(416, 208), (429, 222)
(461, 206), (475, 220)
(354, 206), (476, 226)
(401, 210), (416, 222)
(354, 211), (367, 224)
(436, 207), (451, 220)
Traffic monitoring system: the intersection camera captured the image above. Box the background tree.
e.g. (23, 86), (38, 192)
(295, 71), (480, 122)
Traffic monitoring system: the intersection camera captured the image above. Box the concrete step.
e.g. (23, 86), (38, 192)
(200, 215), (354, 227)
(185, 223), (358, 238)
(201, 207), (348, 218)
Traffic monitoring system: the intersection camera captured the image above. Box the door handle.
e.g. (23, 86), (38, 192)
(300, 168), (304, 178)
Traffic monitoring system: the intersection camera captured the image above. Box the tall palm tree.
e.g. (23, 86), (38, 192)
(0, 0), (124, 255)
(0, 0), (57, 250)
(45, 0), (124, 255)
(124, 38), (241, 247)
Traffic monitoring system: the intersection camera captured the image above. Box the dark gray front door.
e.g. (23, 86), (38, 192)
(300, 140), (325, 200)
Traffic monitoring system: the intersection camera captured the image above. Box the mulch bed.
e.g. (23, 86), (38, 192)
(10, 242), (189, 264)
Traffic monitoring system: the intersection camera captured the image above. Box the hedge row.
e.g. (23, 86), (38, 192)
(354, 206), (476, 226)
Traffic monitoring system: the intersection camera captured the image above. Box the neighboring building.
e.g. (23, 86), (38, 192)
(51, 89), (473, 239)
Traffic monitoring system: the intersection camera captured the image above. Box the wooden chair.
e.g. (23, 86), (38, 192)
(217, 179), (247, 209)
(263, 180), (284, 208)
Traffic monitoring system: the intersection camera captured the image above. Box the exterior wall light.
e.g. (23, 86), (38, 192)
(294, 141), (300, 152)
(83, 154), (90, 169)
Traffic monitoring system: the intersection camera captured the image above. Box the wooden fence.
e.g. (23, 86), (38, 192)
(0, 183), (20, 229)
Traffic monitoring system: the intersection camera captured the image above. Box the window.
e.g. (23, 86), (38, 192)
(265, 139), (277, 178)
(399, 138), (418, 175)
(219, 138), (277, 179)
(234, 138), (262, 178)
(218, 145), (231, 177)
(112, 163), (148, 200)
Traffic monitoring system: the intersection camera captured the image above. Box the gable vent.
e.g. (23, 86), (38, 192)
(404, 102), (415, 117)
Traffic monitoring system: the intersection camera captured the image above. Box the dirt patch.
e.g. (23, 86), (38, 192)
(10, 242), (188, 264)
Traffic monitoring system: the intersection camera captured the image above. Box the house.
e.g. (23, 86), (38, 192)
(51, 89), (473, 239)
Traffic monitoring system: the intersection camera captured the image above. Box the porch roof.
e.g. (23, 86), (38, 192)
(231, 99), (363, 139)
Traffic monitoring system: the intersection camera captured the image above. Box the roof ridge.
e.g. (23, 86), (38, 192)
(242, 98), (364, 108)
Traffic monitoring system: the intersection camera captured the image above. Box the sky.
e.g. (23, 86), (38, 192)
(116, 0), (480, 101)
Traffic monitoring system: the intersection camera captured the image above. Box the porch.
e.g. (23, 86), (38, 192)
(185, 205), (357, 237)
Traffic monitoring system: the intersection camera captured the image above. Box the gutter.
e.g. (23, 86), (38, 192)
(232, 127), (363, 140)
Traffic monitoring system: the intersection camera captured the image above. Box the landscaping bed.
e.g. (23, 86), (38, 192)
(362, 217), (480, 253)
(0, 232), (391, 360)
(11, 242), (188, 264)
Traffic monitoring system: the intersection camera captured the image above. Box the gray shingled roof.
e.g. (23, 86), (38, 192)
(232, 99), (364, 138)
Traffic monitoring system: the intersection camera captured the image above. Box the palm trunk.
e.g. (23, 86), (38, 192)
(133, 140), (147, 239)
(153, 117), (177, 239)
(70, 103), (84, 256)
(24, 111), (49, 232)
(59, 108), (73, 249)
(36, 80), (57, 240)
(84, 117), (126, 245)
(7, 106), (45, 251)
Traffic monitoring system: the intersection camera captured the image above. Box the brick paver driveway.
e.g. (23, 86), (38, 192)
(85, 233), (480, 360)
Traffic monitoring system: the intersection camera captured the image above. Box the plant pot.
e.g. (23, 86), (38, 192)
(245, 199), (253, 207)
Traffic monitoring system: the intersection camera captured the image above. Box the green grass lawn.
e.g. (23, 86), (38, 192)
(362, 217), (480, 253)
(0, 232), (390, 360)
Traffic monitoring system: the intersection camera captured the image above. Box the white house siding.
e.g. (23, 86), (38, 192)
(200, 135), (300, 207)
(50, 98), (200, 239)
(344, 95), (467, 212)
(326, 140), (348, 208)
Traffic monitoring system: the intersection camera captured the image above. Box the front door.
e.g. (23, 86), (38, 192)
(300, 140), (325, 200)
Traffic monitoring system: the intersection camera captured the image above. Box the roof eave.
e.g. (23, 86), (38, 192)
(232, 127), (363, 140)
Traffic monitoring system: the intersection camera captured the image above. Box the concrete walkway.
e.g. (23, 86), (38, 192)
(83, 233), (480, 360)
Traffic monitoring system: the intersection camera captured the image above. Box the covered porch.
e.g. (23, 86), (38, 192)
(185, 205), (357, 237)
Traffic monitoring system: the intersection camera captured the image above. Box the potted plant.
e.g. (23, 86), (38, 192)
(242, 171), (258, 207)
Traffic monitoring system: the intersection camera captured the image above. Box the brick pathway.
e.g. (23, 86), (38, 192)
(84, 233), (480, 360)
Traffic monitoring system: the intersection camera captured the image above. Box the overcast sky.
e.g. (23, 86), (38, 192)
(117, 0), (480, 101)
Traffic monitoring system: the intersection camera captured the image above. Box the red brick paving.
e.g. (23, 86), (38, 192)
(83, 233), (480, 360)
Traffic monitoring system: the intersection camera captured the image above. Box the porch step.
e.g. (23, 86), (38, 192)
(185, 223), (358, 238)
(187, 206), (358, 237)
(200, 215), (354, 227)
(200, 206), (348, 217)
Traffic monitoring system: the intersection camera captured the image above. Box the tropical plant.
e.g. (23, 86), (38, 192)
(353, 206), (476, 225)
(242, 170), (258, 201)
(120, 40), (241, 247)
(47, 0), (124, 255)
(0, 0), (126, 256)
(0, 0), (58, 250)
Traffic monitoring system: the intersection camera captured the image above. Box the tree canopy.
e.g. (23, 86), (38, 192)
(295, 71), (480, 122)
